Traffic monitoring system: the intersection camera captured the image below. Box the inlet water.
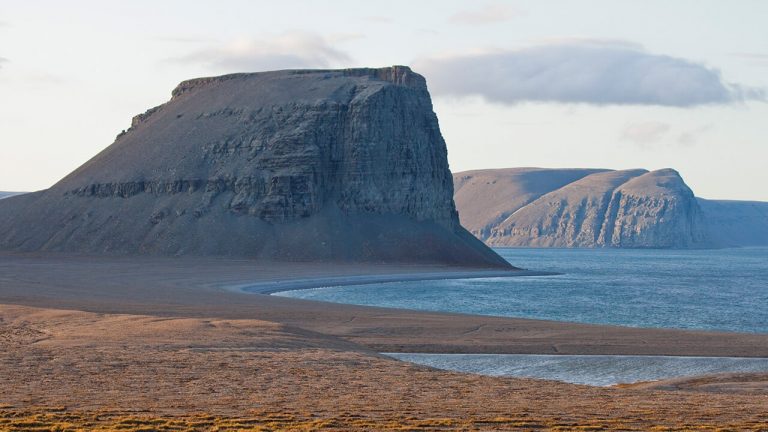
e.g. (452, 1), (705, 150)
(384, 353), (768, 386)
(275, 247), (768, 333)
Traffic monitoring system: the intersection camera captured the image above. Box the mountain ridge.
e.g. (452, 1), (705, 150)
(453, 167), (716, 248)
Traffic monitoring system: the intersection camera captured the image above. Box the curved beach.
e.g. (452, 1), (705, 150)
(2, 252), (768, 430)
(2, 251), (768, 357)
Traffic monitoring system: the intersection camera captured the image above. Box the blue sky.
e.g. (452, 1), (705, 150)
(1, 0), (766, 199)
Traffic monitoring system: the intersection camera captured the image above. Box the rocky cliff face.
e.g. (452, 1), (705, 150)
(0, 67), (510, 267)
(453, 168), (709, 248)
(453, 168), (610, 240)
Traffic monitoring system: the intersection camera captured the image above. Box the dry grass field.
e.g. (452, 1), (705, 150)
(2, 304), (767, 431)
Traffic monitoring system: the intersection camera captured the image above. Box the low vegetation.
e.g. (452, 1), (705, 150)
(2, 408), (768, 431)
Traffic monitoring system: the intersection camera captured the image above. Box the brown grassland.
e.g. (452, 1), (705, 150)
(2, 304), (768, 431)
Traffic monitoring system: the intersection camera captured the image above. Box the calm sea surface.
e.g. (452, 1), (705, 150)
(275, 247), (768, 333)
(275, 247), (768, 384)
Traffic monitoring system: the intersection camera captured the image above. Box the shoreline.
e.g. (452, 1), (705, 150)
(383, 352), (768, 359)
(2, 304), (766, 430)
(382, 352), (768, 387)
(227, 269), (557, 295)
(2, 252), (768, 357)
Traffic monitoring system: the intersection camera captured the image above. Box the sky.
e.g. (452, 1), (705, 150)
(0, 0), (766, 200)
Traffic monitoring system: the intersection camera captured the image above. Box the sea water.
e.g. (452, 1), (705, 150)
(274, 247), (768, 384)
(275, 247), (768, 333)
(383, 353), (768, 386)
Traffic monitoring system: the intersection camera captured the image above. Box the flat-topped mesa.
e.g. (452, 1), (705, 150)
(0, 67), (510, 268)
(171, 66), (427, 99)
(60, 66), (453, 227)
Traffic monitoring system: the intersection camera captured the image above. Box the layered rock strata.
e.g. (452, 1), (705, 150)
(454, 168), (709, 248)
(0, 67), (510, 267)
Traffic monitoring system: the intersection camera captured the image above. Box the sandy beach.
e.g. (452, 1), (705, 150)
(2, 252), (768, 430)
(3, 252), (768, 357)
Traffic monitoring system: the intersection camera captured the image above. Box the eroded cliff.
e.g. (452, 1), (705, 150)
(0, 67), (510, 267)
(454, 168), (709, 248)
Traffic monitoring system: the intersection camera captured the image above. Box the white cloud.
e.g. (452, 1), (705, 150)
(415, 40), (766, 106)
(620, 121), (671, 145)
(170, 32), (353, 72)
(449, 4), (521, 25)
(0, 57), (8, 70)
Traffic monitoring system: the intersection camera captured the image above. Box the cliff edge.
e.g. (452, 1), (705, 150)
(454, 168), (709, 248)
(0, 67), (510, 268)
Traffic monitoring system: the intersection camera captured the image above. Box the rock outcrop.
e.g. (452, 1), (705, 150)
(453, 168), (611, 240)
(453, 168), (709, 248)
(0, 67), (510, 268)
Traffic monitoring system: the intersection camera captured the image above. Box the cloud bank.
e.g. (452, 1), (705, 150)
(171, 32), (352, 72)
(416, 40), (765, 106)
